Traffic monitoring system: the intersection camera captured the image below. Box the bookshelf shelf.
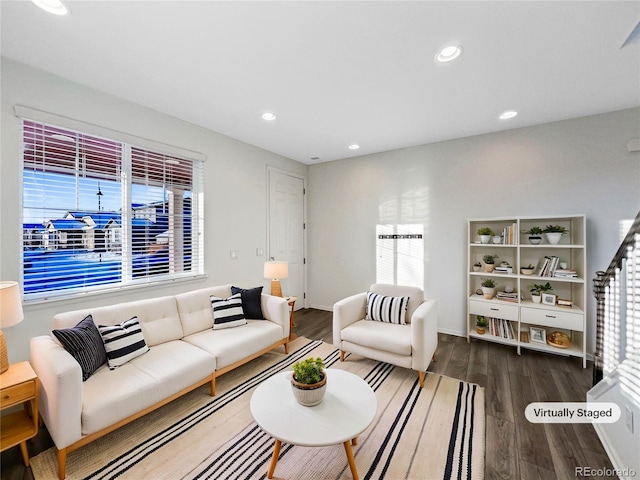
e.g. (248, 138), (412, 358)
(467, 215), (587, 367)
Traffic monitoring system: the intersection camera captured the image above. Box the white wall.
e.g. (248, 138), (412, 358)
(0, 58), (307, 363)
(307, 108), (640, 354)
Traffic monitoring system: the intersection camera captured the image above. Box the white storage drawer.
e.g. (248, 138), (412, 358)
(469, 299), (519, 321)
(521, 307), (584, 331)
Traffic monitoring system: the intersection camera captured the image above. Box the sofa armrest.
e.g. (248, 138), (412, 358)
(332, 292), (367, 347)
(261, 294), (290, 338)
(410, 299), (438, 372)
(30, 336), (83, 450)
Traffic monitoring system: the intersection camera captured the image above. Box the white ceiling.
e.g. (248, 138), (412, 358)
(2, 1), (640, 164)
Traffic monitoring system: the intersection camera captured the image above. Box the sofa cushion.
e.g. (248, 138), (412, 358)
(366, 291), (409, 325)
(341, 319), (411, 356)
(98, 317), (150, 369)
(231, 285), (265, 319)
(211, 293), (247, 330)
(81, 341), (215, 435)
(182, 320), (283, 370)
(52, 315), (107, 382)
(175, 285), (232, 336)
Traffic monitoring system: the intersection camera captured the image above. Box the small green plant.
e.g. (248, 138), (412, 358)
(530, 282), (553, 295)
(481, 278), (496, 288)
(483, 254), (499, 264)
(476, 315), (488, 327)
(292, 357), (325, 384)
(521, 226), (543, 235)
(523, 263), (535, 269)
(477, 227), (494, 236)
(543, 225), (568, 235)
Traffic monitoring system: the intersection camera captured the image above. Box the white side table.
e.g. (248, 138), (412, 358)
(250, 369), (377, 480)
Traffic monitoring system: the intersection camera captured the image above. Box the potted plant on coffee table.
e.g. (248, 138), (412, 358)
(530, 282), (552, 303)
(290, 357), (327, 406)
(477, 227), (494, 244)
(483, 254), (499, 272)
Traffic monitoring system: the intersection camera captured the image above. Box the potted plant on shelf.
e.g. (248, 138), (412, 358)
(477, 227), (494, 244)
(530, 282), (552, 303)
(473, 261), (482, 272)
(521, 226), (543, 245)
(481, 277), (496, 299)
(542, 225), (569, 245)
(483, 254), (499, 272)
(521, 263), (535, 275)
(290, 357), (327, 406)
(476, 315), (488, 335)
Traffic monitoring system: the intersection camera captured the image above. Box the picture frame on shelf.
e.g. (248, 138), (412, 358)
(530, 326), (547, 344)
(542, 293), (557, 306)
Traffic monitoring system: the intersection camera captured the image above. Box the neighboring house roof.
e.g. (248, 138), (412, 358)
(46, 219), (89, 230)
(23, 223), (45, 230)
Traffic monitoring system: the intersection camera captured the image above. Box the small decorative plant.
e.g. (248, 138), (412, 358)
(481, 278), (496, 288)
(530, 282), (553, 295)
(483, 254), (498, 264)
(521, 226), (543, 235)
(291, 357), (325, 385)
(476, 315), (488, 327)
(473, 261), (482, 272)
(523, 263), (534, 269)
(474, 261), (482, 267)
(543, 225), (568, 235)
(477, 227), (494, 236)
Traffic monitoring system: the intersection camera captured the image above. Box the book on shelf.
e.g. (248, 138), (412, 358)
(489, 317), (515, 339)
(557, 298), (573, 307)
(537, 256), (563, 277)
(553, 270), (578, 278)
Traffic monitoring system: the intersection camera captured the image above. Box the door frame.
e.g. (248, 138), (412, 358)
(266, 165), (308, 309)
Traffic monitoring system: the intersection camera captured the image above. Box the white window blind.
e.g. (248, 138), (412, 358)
(22, 119), (204, 301)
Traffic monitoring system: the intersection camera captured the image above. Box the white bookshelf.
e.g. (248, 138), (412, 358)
(467, 215), (587, 367)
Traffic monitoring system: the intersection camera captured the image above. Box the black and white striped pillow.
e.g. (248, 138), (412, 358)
(211, 293), (247, 330)
(98, 317), (149, 369)
(366, 291), (410, 325)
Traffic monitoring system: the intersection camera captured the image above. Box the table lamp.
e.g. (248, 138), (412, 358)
(1, 281), (24, 374)
(264, 261), (288, 297)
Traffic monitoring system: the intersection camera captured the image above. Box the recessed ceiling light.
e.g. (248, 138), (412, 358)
(261, 112), (276, 121)
(499, 110), (518, 120)
(348, 144), (360, 150)
(436, 45), (462, 63)
(30, 0), (70, 16)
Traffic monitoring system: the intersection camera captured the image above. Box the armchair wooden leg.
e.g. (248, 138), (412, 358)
(432, 353), (436, 362)
(58, 448), (67, 480)
(340, 350), (345, 362)
(418, 371), (425, 388)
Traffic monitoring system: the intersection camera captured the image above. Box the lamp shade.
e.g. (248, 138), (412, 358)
(263, 261), (289, 280)
(0, 281), (24, 329)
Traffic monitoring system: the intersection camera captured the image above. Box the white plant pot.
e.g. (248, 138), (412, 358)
(482, 287), (495, 299)
(528, 236), (542, 245)
(290, 373), (327, 406)
(545, 232), (562, 245)
(480, 235), (491, 244)
(531, 294), (542, 304)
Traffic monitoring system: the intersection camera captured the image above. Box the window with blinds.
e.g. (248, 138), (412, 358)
(22, 120), (204, 300)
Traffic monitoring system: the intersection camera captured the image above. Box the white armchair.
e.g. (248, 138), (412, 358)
(333, 283), (437, 388)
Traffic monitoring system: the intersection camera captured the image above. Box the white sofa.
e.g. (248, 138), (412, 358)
(29, 285), (289, 479)
(333, 283), (437, 387)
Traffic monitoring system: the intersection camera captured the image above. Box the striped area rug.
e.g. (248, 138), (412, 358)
(30, 338), (484, 480)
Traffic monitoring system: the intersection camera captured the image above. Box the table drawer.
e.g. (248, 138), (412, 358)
(0, 381), (35, 409)
(521, 307), (584, 331)
(469, 300), (519, 321)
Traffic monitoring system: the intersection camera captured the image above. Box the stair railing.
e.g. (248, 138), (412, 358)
(592, 210), (640, 396)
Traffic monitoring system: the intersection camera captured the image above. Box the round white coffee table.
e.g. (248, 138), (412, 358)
(250, 369), (377, 480)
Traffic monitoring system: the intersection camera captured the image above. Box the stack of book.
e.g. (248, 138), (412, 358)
(537, 256), (560, 277)
(496, 291), (519, 303)
(553, 269), (578, 279)
(557, 298), (573, 307)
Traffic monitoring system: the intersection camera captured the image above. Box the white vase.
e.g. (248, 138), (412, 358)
(480, 235), (491, 244)
(531, 294), (542, 303)
(545, 232), (562, 245)
(528, 235), (542, 245)
(482, 287), (495, 299)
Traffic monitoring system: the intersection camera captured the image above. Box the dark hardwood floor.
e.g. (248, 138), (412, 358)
(1, 308), (613, 480)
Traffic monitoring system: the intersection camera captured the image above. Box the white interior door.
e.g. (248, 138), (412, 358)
(268, 169), (305, 309)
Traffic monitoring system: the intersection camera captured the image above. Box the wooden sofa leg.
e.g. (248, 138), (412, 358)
(210, 375), (216, 397)
(418, 371), (425, 388)
(58, 448), (67, 480)
(284, 342), (289, 354)
(340, 351), (345, 362)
